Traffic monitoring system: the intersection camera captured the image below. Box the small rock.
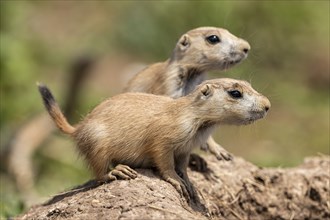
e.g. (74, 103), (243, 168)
(91, 199), (100, 207)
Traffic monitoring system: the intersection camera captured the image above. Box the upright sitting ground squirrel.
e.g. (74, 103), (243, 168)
(38, 78), (270, 205)
(124, 27), (251, 161)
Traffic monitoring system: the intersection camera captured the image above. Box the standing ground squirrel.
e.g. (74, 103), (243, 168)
(124, 27), (251, 161)
(38, 78), (270, 205)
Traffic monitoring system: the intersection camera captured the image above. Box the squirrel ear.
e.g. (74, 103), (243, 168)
(178, 34), (191, 51)
(200, 84), (212, 98)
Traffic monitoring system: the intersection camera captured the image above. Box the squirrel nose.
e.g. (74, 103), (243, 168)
(265, 106), (270, 112)
(263, 97), (271, 113)
(240, 40), (251, 54)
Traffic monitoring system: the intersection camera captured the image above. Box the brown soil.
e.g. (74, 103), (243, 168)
(18, 155), (330, 220)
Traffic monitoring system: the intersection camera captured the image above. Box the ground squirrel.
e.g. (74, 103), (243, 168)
(124, 27), (251, 161)
(38, 78), (270, 205)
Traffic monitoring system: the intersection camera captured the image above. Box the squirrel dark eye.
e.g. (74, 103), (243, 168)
(228, 90), (242, 99)
(206, 35), (221, 44)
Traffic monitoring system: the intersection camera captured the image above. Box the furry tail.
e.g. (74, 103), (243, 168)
(37, 83), (76, 134)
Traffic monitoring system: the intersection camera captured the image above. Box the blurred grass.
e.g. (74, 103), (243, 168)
(0, 1), (329, 218)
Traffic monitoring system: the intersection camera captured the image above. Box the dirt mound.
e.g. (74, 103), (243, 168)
(18, 155), (330, 219)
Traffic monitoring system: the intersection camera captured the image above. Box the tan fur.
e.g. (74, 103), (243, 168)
(124, 27), (251, 160)
(48, 103), (76, 134)
(39, 78), (270, 202)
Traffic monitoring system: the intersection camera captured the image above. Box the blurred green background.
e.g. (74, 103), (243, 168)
(0, 1), (329, 217)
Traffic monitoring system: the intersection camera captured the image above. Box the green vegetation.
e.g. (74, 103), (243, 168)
(1, 1), (329, 218)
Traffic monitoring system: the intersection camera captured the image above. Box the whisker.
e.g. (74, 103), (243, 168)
(247, 73), (254, 85)
(246, 30), (260, 40)
(261, 82), (271, 93)
(239, 26), (246, 37)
